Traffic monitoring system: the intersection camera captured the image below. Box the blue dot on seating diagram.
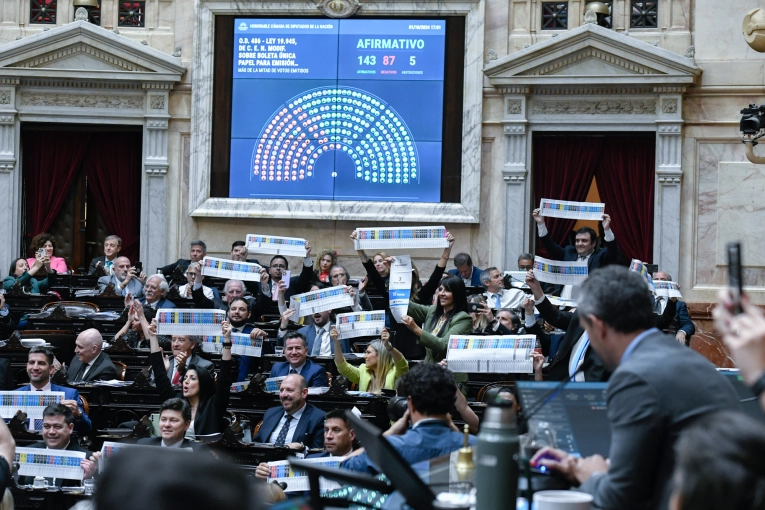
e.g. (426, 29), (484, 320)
(251, 86), (419, 184)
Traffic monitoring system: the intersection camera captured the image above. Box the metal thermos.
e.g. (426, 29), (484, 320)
(475, 400), (519, 510)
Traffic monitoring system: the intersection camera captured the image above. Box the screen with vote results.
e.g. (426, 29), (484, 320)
(229, 19), (446, 202)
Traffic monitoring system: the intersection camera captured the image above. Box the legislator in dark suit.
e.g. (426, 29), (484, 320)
(0, 359), (12, 391)
(97, 274), (144, 298)
(88, 255), (120, 275)
(137, 436), (211, 453)
(447, 266), (483, 287)
(18, 384), (92, 437)
(166, 352), (214, 379)
(18, 441), (91, 487)
(269, 358), (328, 388)
(159, 258), (191, 278)
(253, 402), (326, 449)
(540, 231), (621, 296)
(138, 296), (176, 310)
(67, 352), (119, 383)
(296, 322), (351, 356)
(579, 330), (740, 510)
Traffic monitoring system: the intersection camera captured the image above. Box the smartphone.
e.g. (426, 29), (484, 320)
(727, 242), (743, 314)
(468, 302), (486, 314)
(134, 261), (143, 274)
(37, 248), (45, 257)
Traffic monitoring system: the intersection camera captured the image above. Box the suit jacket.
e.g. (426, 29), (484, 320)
(579, 331), (741, 510)
(540, 235), (621, 271)
(137, 436), (211, 453)
(300, 323), (351, 356)
(270, 359), (328, 387)
(0, 359), (11, 391)
(447, 267), (483, 287)
(88, 255), (120, 275)
(159, 259), (191, 278)
(536, 296), (610, 382)
(0, 312), (15, 342)
(18, 384), (92, 437)
(253, 402), (325, 448)
(18, 441), (91, 487)
(267, 262), (315, 301)
(97, 274), (144, 298)
(190, 285), (264, 319)
(68, 352), (119, 383)
(3, 272), (49, 294)
(138, 296), (176, 310)
(656, 299), (694, 341)
(167, 352), (214, 379)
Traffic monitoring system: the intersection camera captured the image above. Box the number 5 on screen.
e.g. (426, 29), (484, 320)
(410, 56), (416, 65)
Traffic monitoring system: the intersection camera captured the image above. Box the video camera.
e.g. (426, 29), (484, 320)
(740, 103), (765, 136)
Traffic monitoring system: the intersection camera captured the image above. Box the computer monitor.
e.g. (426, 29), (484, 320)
(516, 381), (611, 458)
(719, 369), (765, 424)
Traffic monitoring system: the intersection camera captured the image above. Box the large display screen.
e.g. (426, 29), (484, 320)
(229, 19), (446, 202)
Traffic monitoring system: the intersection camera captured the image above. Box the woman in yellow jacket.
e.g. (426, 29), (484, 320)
(330, 327), (408, 393)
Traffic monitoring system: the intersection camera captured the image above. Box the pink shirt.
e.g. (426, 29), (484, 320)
(26, 256), (67, 274)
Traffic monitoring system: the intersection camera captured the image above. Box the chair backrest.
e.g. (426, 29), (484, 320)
(113, 361), (127, 381)
(19, 330), (78, 366)
(476, 381), (517, 403)
(41, 301), (100, 316)
(79, 394), (90, 416)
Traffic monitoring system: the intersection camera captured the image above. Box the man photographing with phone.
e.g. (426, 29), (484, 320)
(97, 256), (146, 297)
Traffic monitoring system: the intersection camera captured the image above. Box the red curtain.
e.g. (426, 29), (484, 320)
(81, 132), (143, 263)
(595, 135), (655, 262)
(23, 131), (91, 238)
(532, 135), (605, 257)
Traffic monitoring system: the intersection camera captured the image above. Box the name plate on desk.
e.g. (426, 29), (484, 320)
(290, 287), (353, 317)
(246, 234), (307, 257)
(446, 335), (535, 374)
(155, 309), (225, 336)
(15, 447), (85, 482)
(353, 226), (448, 250)
(336, 311), (385, 339)
(201, 333), (262, 357)
(0, 391), (65, 430)
(267, 456), (347, 492)
(201, 257), (263, 282)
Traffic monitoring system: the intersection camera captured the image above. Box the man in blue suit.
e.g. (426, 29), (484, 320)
(276, 310), (352, 356)
(138, 274), (176, 310)
(447, 253), (483, 287)
(19, 346), (92, 437)
(342, 363), (476, 473)
(653, 271), (695, 345)
(269, 332), (328, 387)
(253, 374), (325, 450)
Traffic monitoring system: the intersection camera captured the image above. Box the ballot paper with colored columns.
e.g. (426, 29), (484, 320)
(290, 286), (354, 317)
(539, 199), (605, 221)
(335, 311), (386, 339)
(155, 309), (226, 336)
(245, 234), (307, 257)
(353, 226), (449, 250)
(504, 271), (530, 289)
(629, 259), (655, 291)
(15, 447), (86, 482)
(654, 281), (683, 299)
(0, 391), (65, 430)
(201, 256), (263, 281)
(266, 456), (347, 492)
(532, 256), (589, 286)
(446, 335), (536, 374)
(200, 332), (263, 357)
(388, 255), (413, 323)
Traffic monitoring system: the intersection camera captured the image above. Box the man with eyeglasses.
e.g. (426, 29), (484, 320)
(329, 265), (372, 311)
(259, 241), (316, 302)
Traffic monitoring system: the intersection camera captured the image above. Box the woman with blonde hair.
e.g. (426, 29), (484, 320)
(330, 328), (408, 393)
(314, 249), (338, 283)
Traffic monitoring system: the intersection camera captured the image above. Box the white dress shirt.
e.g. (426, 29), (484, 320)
(483, 288), (526, 309)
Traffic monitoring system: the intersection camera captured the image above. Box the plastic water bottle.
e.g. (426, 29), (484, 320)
(475, 400), (519, 510)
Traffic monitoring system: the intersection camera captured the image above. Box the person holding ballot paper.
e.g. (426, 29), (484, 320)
(330, 327), (408, 393)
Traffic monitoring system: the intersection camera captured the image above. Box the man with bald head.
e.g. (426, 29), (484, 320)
(97, 256), (145, 298)
(67, 329), (119, 383)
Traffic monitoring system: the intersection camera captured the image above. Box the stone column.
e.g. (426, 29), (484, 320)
(499, 89), (530, 270)
(0, 82), (19, 273)
(654, 91), (684, 279)
(141, 87), (171, 275)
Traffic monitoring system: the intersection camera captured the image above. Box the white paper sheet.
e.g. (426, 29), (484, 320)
(532, 256), (589, 286)
(16, 447), (85, 482)
(266, 456), (347, 492)
(201, 256), (263, 281)
(353, 227), (449, 250)
(246, 234), (307, 257)
(201, 332), (263, 357)
(335, 311), (386, 339)
(539, 198), (605, 220)
(446, 335), (536, 374)
(654, 281), (683, 299)
(155, 309), (226, 336)
(290, 286), (354, 317)
(629, 259), (655, 290)
(388, 255), (412, 323)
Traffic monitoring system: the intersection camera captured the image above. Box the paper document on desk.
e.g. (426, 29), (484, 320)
(267, 456), (348, 492)
(533, 256), (588, 286)
(539, 199), (605, 220)
(388, 255), (412, 323)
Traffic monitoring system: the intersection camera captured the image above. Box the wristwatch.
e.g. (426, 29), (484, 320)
(750, 370), (765, 397)
(221, 342), (233, 348)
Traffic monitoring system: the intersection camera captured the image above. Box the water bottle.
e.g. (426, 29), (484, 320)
(475, 400), (519, 510)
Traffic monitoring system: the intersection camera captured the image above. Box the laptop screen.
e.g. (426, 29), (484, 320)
(719, 370), (765, 424)
(516, 381), (611, 458)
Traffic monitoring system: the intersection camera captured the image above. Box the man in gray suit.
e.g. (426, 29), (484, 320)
(532, 266), (739, 510)
(97, 256), (145, 298)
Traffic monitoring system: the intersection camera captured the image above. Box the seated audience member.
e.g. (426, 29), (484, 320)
(269, 332), (329, 387)
(329, 264), (372, 311)
(0, 293), (15, 342)
(27, 233), (67, 274)
(342, 363), (476, 473)
(517, 253), (534, 272)
(192, 277), (263, 316)
(255, 408), (357, 478)
(95, 448), (260, 510)
(653, 271), (695, 345)
(253, 374), (326, 449)
(229, 297), (269, 381)
(88, 235), (122, 275)
(352, 231), (456, 359)
(532, 209), (621, 299)
(163, 333), (214, 385)
(331, 328), (407, 392)
(277, 307), (351, 356)
(260, 242), (315, 302)
(4, 255), (49, 294)
(314, 249), (337, 284)
(20, 347), (91, 436)
(67, 329), (119, 382)
(670, 411), (765, 510)
(714, 289), (765, 412)
(400, 275), (471, 363)
(17, 404), (98, 487)
(480, 266), (525, 309)
(137, 398), (210, 452)
(112, 300), (161, 349)
(230, 240), (256, 263)
(448, 252), (483, 287)
(97, 256), (145, 297)
(531, 266), (740, 510)
(160, 239), (206, 277)
(149, 319), (233, 437)
(177, 262), (214, 301)
(139, 274), (176, 309)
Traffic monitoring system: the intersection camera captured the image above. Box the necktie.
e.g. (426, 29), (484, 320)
(655, 297), (664, 314)
(105, 260), (114, 273)
(73, 363), (87, 382)
(571, 332), (590, 378)
(274, 414), (294, 445)
(312, 328), (325, 356)
(171, 365), (181, 385)
(289, 368), (297, 375)
(493, 294), (502, 308)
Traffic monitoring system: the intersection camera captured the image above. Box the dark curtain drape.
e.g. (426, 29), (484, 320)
(595, 135), (655, 262)
(81, 132), (143, 263)
(532, 135), (605, 257)
(23, 132), (91, 238)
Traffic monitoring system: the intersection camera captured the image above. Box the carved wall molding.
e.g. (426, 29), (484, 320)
(505, 99), (522, 115)
(533, 85), (652, 95)
(142, 83), (174, 90)
(521, 48), (657, 77)
(15, 42), (151, 72)
(0, 115), (14, 124)
(0, 79), (19, 86)
(145, 167), (168, 176)
(316, 0), (361, 18)
(658, 124), (681, 134)
(654, 86), (686, 94)
(0, 163), (14, 172)
(19, 92), (144, 109)
(531, 99), (657, 115)
(0, 91), (10, 105)
(146, 119), (168, 128)
(497, 86), (530, 95)
(662, 98), (678, 114)
(20, 79), (143, 90)
(149, 95), (165, 110)
(503, 124), (525, 135)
